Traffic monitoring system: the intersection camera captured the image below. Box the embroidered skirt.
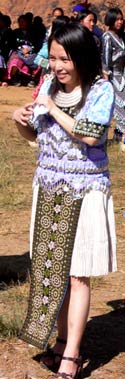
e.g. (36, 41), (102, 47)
(21, 184), (117, 349)
(21, 184), (82, 349)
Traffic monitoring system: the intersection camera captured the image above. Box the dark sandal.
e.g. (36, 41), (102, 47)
(40, 337), (66, 372)
(56, 356), (83, 379)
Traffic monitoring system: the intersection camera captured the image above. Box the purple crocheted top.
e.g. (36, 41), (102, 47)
(32, 78), (115, 194)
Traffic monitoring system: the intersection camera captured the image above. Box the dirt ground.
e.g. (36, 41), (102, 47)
(0, 86), (125, 379)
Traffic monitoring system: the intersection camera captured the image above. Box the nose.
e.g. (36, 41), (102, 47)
(55, 59), (62, 71)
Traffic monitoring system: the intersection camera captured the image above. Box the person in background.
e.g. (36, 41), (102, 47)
(51, 7), (64, 21)
(71, 4), (86, 20)
(47, 7), (64, 36)
(30, 16), (46, 54)
(0, 13), (14, 85)
(12, 14), (32, 50)
(33, 8), (65, 93)
(13, 24), (117, 378)
(93, 22), (103, 41)
(34, 7), (64, 69)
(7, 13), (43, 87)
(102, 7), (125, 145)
(76, 8), (101, 49)
(25, 11), (34, 32)
(71, 1), (91, 19)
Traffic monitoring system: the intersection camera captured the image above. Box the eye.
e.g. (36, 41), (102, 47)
(49, 55), (55, 61)
(61, 57), (70, 63)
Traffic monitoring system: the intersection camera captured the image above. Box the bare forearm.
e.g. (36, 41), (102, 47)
(34, 94), (100, 145)
(50, 105), (98, 146)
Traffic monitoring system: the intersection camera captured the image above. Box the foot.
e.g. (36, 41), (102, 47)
(57, 353), (82, 379)
(40, 337), (66, 371)
(27, 80), (35, 88)
(11, 80), (21, 87)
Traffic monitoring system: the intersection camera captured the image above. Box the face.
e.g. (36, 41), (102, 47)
(52, 10), (63, 21)
(19, 17), (27, 30)
(49, 40), (80, 92)
(113, 13), (123, 31)
(80, 13), (95, 32)
(72, 11), (78, 19)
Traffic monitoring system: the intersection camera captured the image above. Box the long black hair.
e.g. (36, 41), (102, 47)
(105, 7), (123, 29)
(76, 9), (97, 24)
(48, 23), (101, 105)
(51, 15), (70, 35)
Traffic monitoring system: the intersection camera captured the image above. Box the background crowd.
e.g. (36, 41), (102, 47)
(1, 2), (125, 143)
(0, 3), (105, 89)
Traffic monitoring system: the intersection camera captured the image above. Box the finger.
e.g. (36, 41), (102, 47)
(20, 116), (30, 126)
(15, 117), (28, 126)
(20, 120), (29, 126)
(25, 102), (34, 110)
(22, 108), (33, 117)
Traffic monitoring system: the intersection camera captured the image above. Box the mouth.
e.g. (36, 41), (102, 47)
(57, 73), (67, 80)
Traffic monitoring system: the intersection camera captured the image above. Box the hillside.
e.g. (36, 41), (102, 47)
(0, 0), (125, 27)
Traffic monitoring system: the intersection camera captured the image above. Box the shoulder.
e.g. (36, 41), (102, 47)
(103, 31), (111, 37)
(91, 78), (114, 98)
(84, 78), (115, 124)
(80, 78), (114, 112)
(97, 77), (113, 89)
(102, 31), (112, 42)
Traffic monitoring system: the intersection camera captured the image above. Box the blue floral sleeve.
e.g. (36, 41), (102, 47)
(86, 80), (115, 126)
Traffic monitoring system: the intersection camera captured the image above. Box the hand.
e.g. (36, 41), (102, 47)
(13, 103), (34, 126)
(34, 95), (56, 115)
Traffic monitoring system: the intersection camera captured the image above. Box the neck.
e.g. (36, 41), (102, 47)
(65, 83), (80, 93)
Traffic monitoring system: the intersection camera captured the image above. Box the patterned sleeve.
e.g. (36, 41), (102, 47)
(102, 33), (113, 75)
(73, 80), (115, 138)
(86, 80), (115, 125)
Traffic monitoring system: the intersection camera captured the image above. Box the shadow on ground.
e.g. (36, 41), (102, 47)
(80, 299), (125, 377)
(0, 252), (31, 285)
(33, 299), (125, 377)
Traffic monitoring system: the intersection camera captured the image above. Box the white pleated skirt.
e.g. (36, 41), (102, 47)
(30, 185), (117, 278)
(70, 189), (117, 277)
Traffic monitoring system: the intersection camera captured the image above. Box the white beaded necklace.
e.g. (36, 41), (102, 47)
(54, 87), (82, 107)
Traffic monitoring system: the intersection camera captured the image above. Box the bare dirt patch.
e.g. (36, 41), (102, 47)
(0, 86), (125, 379)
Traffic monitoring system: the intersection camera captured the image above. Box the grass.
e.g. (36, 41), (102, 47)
(0, 282), (29, 338)
(0, 88), (34, 339)
(0, 123), (36, 209)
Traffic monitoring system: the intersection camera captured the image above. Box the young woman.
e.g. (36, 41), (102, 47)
(13, 24), (117, 378)
(102, 7), (125, 143)
(76, 8), (102, 49)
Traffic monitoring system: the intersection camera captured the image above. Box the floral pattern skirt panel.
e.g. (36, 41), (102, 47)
(20, 184), (82, 349)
